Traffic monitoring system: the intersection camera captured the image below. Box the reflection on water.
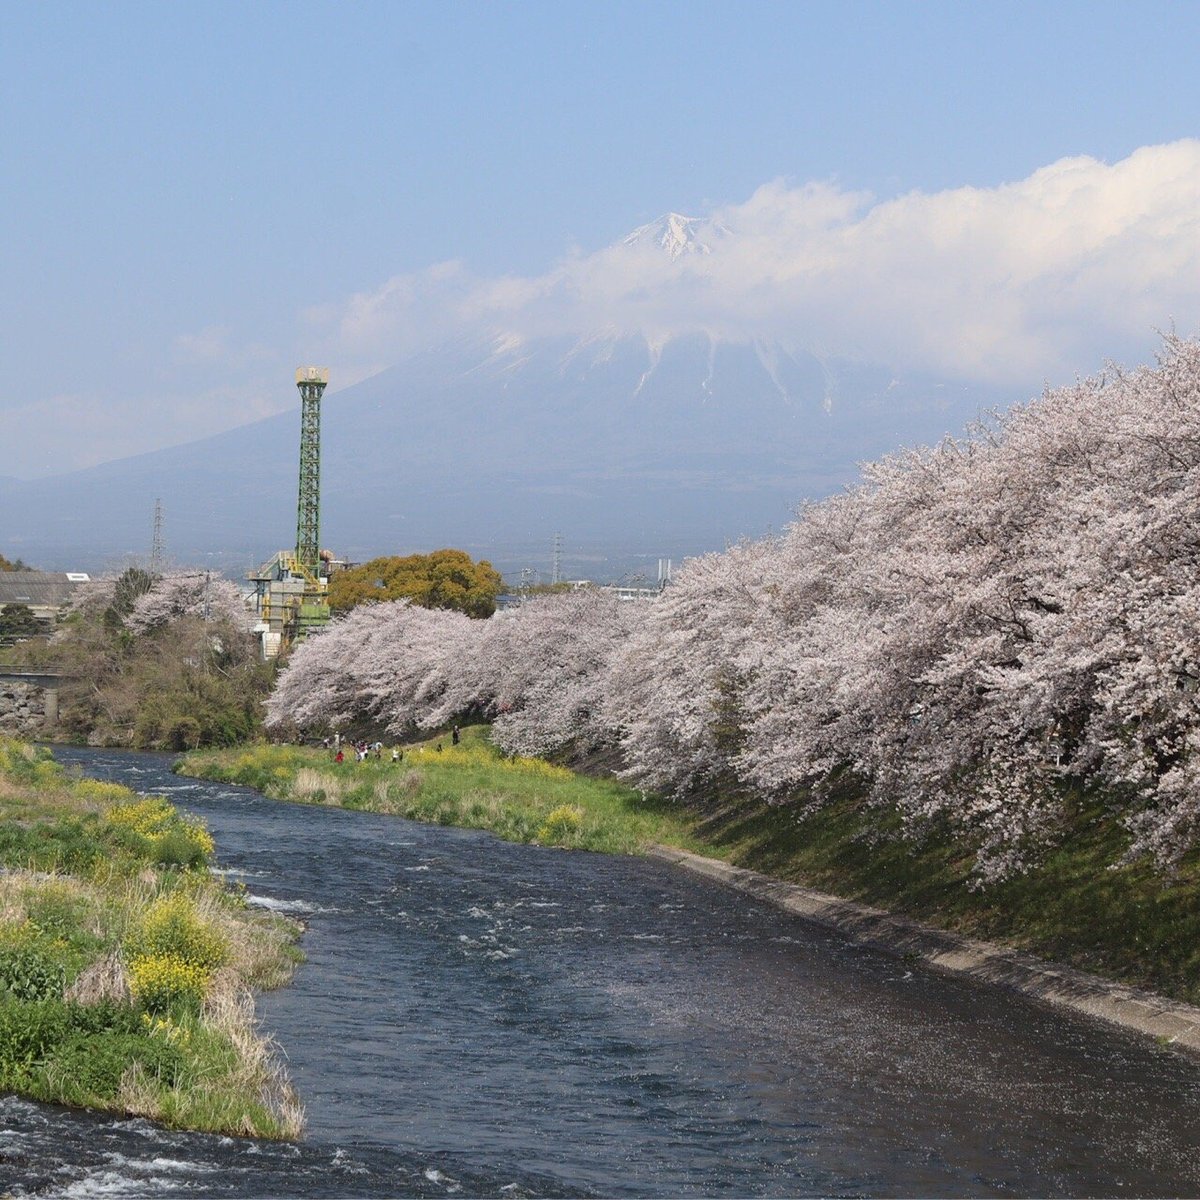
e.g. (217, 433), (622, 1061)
(2, 746), (1198, 1198)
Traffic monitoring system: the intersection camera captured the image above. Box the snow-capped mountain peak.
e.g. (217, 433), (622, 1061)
(622, 212), (728, 259)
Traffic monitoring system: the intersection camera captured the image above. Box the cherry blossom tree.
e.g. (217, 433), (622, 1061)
(127, 570), (251, 634)
(480, 590), (646, 756)
(606, 538), (780, 797)
(265, 600), (481, 734)
(728, 337), (1200, 878)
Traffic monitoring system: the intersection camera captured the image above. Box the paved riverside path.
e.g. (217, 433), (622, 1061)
(649, 844), (1200, 1055)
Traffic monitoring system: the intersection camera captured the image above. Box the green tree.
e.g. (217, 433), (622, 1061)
(111, 567), (156, 616)
(0, 604), (41, 638)
(328, 549), (504, 618)
(0, 554), (31, 572)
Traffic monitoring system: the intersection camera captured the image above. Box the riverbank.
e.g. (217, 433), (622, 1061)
(0, 737), (303, 1137)
(179, 729), (1200, 1013)
(180, 727), (705, 856)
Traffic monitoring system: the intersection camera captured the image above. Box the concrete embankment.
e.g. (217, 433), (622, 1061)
(649, 844), (1200, 1056)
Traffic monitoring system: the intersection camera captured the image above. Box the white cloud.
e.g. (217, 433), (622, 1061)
(325, 140), (1200, 386)
(15, 143), (1197, 480)
(172, 325), (275, 370)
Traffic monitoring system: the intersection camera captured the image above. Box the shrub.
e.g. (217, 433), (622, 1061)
(107, 798), (214, 867)
(127, 954), (208, 1016)
(72, 778), (136, 805)
(0, 1000), (71, 1078)
(0, 740), (61, 788)
(107, 797), (174, 839)
(45, 1030), (188, 1098)
(152, 827), (211, 868)
(165, 716), (204, 752)
(537, 804), (584, 845)
(127, 893), (226, 973)
(65, 998), (145, 1037)
(0, 816), (108, 873)
(0, 948), (65, 1002)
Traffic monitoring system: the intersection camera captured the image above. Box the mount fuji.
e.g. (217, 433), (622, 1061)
(2, 215), (1018, 580)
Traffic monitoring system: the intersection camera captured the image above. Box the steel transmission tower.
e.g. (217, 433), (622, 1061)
(150, 498), (165, 573)
(552, 531), (563, 585)
(294, 367), (329, 578)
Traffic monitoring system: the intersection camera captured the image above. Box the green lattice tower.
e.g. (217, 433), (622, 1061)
(294, 367), (329, 579)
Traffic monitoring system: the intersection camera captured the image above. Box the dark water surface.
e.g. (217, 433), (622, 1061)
(3, 747), (1199, 1197)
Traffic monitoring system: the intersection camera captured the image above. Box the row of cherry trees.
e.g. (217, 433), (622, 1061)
(268, 337), (1200, 879)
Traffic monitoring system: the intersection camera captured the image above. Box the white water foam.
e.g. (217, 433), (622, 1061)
(330, 1147), (370, 1175)
(244, 893), (329, 914)
(61, 1170), (184, 1197)
(423, 1166), (462, 1192)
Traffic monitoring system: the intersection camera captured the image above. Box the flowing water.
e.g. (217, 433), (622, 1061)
(3, 746), (1199, 1198)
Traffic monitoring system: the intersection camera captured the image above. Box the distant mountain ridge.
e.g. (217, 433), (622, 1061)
(1, 325), (1016, 580)
(2, 212), (1023, 578)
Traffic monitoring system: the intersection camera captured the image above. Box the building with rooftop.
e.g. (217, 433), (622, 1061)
(0, 572), (90, 625)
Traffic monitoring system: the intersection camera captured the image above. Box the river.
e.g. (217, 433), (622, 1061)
(2, 746), (1199, 1197)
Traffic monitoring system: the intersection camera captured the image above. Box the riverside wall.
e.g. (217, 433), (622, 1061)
(0, 681), (48, 735)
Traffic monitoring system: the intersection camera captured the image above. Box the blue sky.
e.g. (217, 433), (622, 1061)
(4, 0), (1200, 476)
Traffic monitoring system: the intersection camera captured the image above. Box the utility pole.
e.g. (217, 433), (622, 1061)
(551, 531), (563, 585)
(200, 569), (212, 676)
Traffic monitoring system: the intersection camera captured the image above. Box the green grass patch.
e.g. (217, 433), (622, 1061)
(180, 726), (704, 856)
(0, 736), (305, 1138)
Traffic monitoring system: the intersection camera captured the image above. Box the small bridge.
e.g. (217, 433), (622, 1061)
(0, 671), (72, 726)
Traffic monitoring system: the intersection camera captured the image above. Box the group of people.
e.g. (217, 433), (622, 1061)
(323, 735), (396, 764)
(321, 725), (461, 765)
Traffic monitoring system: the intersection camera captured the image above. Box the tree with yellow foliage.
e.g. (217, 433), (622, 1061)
(327, 549), (504, 618)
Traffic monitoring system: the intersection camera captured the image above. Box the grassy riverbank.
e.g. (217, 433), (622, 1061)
(0, 737), (303, 1137)
(689, 785), (1200, 1008)
(181, 726), (703, 855)
(180, 728), (1200, 1007)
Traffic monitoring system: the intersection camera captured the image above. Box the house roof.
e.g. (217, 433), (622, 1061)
(0, 572), (89, 611)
